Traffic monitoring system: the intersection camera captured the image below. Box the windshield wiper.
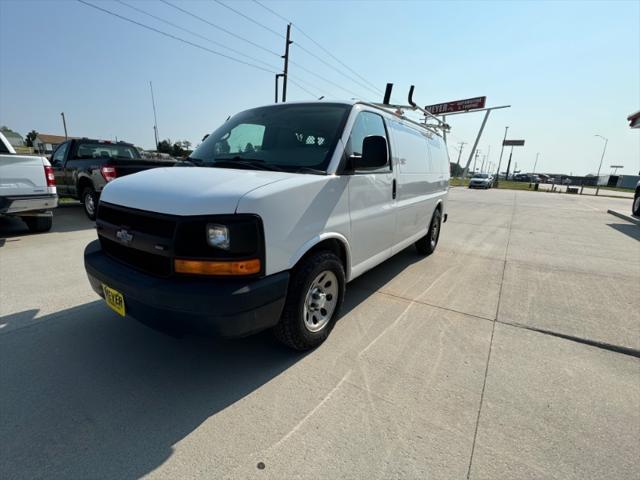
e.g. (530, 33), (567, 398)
(210, 157), (283, 172)
(295, 167), (325, 175)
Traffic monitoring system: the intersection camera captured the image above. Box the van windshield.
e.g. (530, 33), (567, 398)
(190, 103), (351, 173)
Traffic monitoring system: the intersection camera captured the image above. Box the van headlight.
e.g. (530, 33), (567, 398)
(206, 223), (230, 250)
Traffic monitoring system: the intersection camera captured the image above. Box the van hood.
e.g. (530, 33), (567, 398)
(99, 167), (296, 215)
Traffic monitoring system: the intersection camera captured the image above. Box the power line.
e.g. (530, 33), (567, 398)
(252, 0), (383, 97)
(210, 0), (284, 39)
(76, 0), (277, 74)
(289, 60), (362, 98)
(115, 0), (280, 72)
(159, 0), (281, 58)
(164, 0), (359, 98)
(77, 0), (324, 101)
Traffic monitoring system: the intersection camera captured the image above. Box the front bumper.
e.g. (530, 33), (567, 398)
(468, 182), (490, 188)
(0, 194), (58, 215)
(84, 240), (289, 338)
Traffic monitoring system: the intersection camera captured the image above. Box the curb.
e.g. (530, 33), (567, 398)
(607, 209), (640, 226)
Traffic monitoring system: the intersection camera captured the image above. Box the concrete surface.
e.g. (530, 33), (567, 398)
(1, 189), (639, 479)
(608, 208), (640, 225)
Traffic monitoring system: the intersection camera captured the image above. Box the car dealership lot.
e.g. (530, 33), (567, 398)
(1, 190), (638, 479)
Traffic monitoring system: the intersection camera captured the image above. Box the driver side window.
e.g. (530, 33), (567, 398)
(346, 111), (390, 172)
(52, 142), (69, 166)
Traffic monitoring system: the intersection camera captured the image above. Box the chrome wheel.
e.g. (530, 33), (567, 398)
(303, 270), (338, 333)
(85, 192), (96, 216)
(430, 215), (440, 246)
(633, 196), (640, 217)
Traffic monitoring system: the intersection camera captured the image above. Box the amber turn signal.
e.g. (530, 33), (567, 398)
(174, 258), (261, 276)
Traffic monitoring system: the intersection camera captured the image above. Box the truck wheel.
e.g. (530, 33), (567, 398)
(82, 186), (98, 220)
(274, 251), (345, 351)
(23, 216), (53, 233)
(633, 194), (640, 217)
(415, 208), (442, 256)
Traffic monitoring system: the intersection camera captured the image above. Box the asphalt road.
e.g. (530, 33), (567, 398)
(1, 190), (639, 479)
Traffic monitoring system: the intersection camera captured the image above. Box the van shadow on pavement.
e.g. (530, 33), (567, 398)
(0, 247), (427, 479)
(607, 222), (640, 242)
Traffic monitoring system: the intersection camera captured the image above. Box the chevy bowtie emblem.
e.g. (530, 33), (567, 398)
(115, 229), (134, 245)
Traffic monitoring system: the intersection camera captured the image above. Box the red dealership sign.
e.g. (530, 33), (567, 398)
(425, 96), (487, 114)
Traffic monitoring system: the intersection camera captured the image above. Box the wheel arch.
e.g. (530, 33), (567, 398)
(77, 175), (94, 196)
(290, 233), (351, 281)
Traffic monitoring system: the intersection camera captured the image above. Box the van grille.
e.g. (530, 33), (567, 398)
(97, 203), (176, 238)
(100, 237), (172, 277)
(97, 203), (176, 277)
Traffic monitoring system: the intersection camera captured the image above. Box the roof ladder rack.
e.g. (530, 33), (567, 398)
(371, 83), (451, 136)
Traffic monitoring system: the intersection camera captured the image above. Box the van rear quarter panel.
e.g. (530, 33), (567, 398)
(236, 175), (351, 277)
(387, 119), (448, 244)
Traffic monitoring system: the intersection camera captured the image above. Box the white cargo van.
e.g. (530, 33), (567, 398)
(84, 101), (450, 350)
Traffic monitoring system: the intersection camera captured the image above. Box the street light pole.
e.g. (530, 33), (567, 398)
(60, 112), (68, 140)
(594, 134), (608, 196)
(530, 152), (539, 187)
(494, 126), (509, 187)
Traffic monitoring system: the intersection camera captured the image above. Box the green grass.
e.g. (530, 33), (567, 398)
(449, 178), (535, 191)
(495, 181), (538, 191)
(595, 186), (635, 193)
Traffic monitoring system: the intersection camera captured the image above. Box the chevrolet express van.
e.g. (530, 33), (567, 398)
(84, 101), (450, 350)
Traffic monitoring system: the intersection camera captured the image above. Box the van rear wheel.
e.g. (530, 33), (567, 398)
(274, 251), (345, 351)
(415, 208), (442, 256)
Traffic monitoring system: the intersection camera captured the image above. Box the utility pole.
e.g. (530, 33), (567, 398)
(505, 146), (514, 180)
(149, 81), (159, 149)
(473, 149), (481, 173)
(494, 126), (509, 187)
(60, 112), (68, 140)
(530, 152), (540, 187)
(281, 23), (292, 102)
(594, 134), (608, 196)
(455, 141), (466, 176)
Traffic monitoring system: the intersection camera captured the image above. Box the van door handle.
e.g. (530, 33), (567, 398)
(392, 179), (397, 199)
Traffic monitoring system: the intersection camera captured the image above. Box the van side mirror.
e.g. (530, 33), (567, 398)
(202, 134), (210, 142)
(352, 135), (388, 169)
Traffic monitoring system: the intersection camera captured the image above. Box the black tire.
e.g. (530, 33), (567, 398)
(81, 186), (98, 220)
(633, 193), (640, 217)
(23, 216), (52, 233)
(415, 208), (442, 256)
(273, 251), (345, 351)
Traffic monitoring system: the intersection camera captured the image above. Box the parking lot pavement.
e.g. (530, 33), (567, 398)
(1, 189), (639, 479)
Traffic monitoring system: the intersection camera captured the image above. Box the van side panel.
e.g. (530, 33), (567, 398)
(387, 119), (436, 250)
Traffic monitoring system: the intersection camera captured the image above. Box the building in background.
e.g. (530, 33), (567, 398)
(32, 133), (76, 154)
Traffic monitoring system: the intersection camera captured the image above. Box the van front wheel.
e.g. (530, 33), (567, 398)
(415, 208), (442, 256)
(274, 251), (345, 351)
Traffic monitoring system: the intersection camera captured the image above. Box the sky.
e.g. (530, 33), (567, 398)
(0, 0), (638, 176)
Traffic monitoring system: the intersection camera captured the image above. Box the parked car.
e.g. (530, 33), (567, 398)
(633, 180), (640, 217)
(0, 131), (57, 232)
(84, 101), (450, 350)
(50, 138), (178, 220)
(468, 173), (493, 189)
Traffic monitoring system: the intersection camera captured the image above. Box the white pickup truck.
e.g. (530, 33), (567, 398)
(0, 132), (57, 232)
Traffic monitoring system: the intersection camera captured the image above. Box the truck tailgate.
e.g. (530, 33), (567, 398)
(0, 154), (53, 196)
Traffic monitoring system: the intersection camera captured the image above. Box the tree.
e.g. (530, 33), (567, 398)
(25, 130), (38, 147)
(157, 139), (172, 154)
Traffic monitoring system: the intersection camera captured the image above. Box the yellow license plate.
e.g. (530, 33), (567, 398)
(102, 284), (126, 317)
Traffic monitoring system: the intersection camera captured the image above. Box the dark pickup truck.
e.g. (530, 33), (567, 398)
(50, 138), (177, 219)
